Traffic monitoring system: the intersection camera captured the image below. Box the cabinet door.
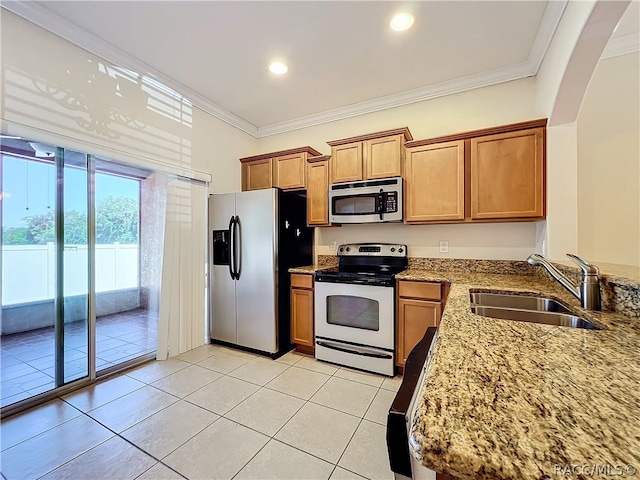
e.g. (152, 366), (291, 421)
(274, 153), (306, 190)
(470, 127), (545, 219)
(404, 141), (465, 223)
(365, 134), (403, 180)
(291, 287), (314, 348)
(396, 298), (441, 367)
(331, 143), (363, 183)
(307, 160), (330, 226)
(242, 159), (273, 191)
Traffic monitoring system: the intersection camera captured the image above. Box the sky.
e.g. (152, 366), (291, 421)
(2, 155), (139, 228)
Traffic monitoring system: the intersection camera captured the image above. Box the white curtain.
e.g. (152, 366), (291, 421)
(157, 176), (208, 359)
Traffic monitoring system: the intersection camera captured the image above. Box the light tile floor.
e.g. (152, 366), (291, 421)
(0, 344), (402, 480)
(0, 308), (157, 407)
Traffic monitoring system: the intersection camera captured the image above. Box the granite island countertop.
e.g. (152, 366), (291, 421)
(398, 267), (640, 480)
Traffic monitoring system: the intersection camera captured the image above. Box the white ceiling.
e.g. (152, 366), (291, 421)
(3, 1), (639, 137)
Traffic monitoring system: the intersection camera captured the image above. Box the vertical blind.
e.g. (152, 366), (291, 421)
(157, 176), (208, 359)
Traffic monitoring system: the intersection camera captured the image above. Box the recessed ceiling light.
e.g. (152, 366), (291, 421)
(390, 12), (414, 32)
(269, 62), (288, 75)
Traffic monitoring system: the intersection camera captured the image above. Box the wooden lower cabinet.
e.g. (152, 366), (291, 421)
(396, 280), (443, 368)
(396, 298), (441, 366)
(290, 273), (314, 354)
(436, 474), (456, 480)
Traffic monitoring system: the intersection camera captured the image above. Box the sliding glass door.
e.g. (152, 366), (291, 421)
(60, 148), (90, 384)
(1, 145), (61, 405)
(94, 160), (156, 372)
(1, 135), (156, 411)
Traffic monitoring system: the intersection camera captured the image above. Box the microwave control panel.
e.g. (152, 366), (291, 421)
(383, 192), (398, 213)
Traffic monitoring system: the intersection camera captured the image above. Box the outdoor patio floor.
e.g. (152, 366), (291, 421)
(0, 308), (157, 407)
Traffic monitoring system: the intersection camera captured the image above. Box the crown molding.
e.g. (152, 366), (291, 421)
(528, 0), (569, 74)
(257, 1), (567, 137)
(601, 32), (640, 59)
(1, 1), (260, 138)
(3, 0), (567, 139)
(257, 61), (535, 137)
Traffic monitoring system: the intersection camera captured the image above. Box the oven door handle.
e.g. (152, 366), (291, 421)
(316, 340), (393, 359)
(378, 188), (384, 221)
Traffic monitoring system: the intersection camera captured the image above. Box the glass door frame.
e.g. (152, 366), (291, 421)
(1, 146), (154, 419)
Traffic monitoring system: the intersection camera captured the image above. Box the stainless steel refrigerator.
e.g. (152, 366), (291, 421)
(208, 188), (313, 356)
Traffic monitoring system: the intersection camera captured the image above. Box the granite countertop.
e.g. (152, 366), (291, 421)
(288, 265), (317, 274)
(289, 257), (338, 275)
(401, 267), (640, 480)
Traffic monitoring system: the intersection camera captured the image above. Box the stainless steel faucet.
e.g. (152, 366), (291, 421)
(527, 253), (601, 310)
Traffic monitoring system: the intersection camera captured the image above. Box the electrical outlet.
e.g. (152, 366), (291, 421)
(329, 241), (337, 252)
(439, 240), (449, 253)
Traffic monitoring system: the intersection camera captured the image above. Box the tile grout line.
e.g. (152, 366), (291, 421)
(59, 383), (189, 479)
(4, 347), (398, 479)
(213, 352), (373, 478)
(333, 382), (383, 477)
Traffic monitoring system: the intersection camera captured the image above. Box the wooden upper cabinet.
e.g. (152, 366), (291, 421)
(328, 128), (412, 184)
(365, 134), (404, 179)
(331, 143), (363, 184)
(470, 127), (545, 220)
(242, 158), (272, 191)
(240, 146), (321, 192)
(404, 140), (465, 223)
(273, 153), (306, 190)
(306, 155), (331, 226)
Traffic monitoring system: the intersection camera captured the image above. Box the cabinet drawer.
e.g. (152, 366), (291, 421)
(291, 273), (313, 289)
(398, 281), (441, 300)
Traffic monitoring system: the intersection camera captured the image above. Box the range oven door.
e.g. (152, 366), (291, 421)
(314, 281), (395, 376)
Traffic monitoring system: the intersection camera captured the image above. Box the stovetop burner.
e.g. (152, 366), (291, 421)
(315, 243), (408, 286)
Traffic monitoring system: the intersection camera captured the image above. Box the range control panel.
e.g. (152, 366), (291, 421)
(337, 243), (407, 257)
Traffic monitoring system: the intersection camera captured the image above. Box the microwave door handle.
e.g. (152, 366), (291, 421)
(378, 189), (384, 221)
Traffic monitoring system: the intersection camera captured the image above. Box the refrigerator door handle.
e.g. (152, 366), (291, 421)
(228, 216), (236, 280)
(234, 215), (242, 280)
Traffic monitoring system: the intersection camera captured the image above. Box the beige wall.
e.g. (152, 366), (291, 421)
(577, 53), (640, 266)
(12, 10), (634, 264)
(0, 10), (256, 191)
(257, 78), (538, 155)
(256, 78), (541, 260)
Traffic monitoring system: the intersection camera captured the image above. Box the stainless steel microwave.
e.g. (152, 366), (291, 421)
(329, 177), (403, 224)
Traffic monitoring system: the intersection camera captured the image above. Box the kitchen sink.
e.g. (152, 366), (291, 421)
(469, 292), (597, 330)
(470, 306), (597, 329)
(469, 292), (572, 313)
